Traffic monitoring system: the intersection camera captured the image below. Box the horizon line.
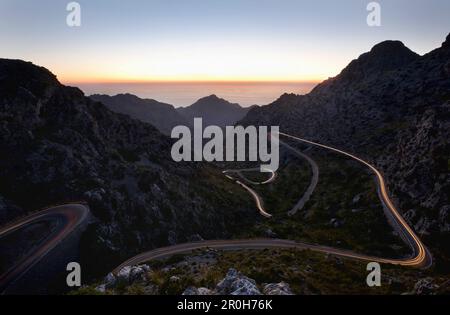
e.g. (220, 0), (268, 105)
(63, 79), (323, 85)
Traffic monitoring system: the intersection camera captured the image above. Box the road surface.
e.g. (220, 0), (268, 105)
(277, 132), (432, 268)
(115, 132), (432, 272)
(223, 168), (276, 186)
(279, 139), (320, 216)
(223, 169), (275, 218)
(0, 203), (90, 293)
(223, 139), (319, 217)
(0, 133), (432, 293)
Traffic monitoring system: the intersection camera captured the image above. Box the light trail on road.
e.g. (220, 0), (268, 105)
(0, 132), (432, 295)
(116, 132), (432, 271)
(277, 132), (431, 268)
(0, 204), (90, 293)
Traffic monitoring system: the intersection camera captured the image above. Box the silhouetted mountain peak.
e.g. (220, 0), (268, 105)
(370, 40), (408, 53)
(115, 93), (140, 100)
(177, 95), (250, 126)
(443, 32), (450, 48)
(241, 34), (450, 240)
(203, 94), (220, 100)
(0, 59), (61, 99)
(338, 40), (419, 81)
(193, 94), (237, 107)
(277, 93), (299, 101)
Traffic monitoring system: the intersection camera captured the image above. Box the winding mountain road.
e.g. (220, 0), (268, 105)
(279, 139), (319, 216)
(0, 203), (90, 293)
(222, 138), (318, 218)
(0, 132), (433, 293)
(115, 132), (432, 271)
(277, 132), (431, 268)
(223, 168), (277, 186)
(223, 169), (275, 218)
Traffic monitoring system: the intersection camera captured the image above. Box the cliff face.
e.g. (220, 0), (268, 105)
(0, 59), (255, 275)
(241, 35), (450, 238)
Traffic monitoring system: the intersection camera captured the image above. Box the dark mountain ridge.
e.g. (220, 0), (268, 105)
(0, 59), (255, 276)
(177, 94), (254, 127)
(89, 93), (189, 135)
(241, 34), (450, 249)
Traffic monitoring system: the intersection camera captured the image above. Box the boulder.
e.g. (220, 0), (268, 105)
(329, 218), (343, 228)
(169, 276), (181, 283)
(129, 265), (150, 283)
(264, 229), (278, 238)
(263, 282), (294, 295)
(352, 194), (362, 204)
(216, 268), (261, 295)
(182, 287), (199, 295)
(117, 266), (132, 283)
(229, 278), (261, 295)
(182, 286), (213, 295)
(215, 268), (239, 294)
(413, 278), (439, 295)
(104, 272), (117, 289)
(95, 284), (106, 293)
(197, 287), (214, 295)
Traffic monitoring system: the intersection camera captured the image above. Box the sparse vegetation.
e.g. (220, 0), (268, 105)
(232, 144), (410, 258)
(74, 248), (450, 295)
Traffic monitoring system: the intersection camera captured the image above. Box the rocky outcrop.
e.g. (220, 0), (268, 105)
(182, 287), (214, 295)
(95, 264), (152, 293)
(262, 282), (294, 295)
(182, 268), (294, 295)
(115, 265), (150, 284)
(411, 278), (439, 295)
(215, 268), (261, 295)
(95, 265), (293, 295)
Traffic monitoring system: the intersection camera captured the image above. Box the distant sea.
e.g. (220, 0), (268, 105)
(70, 81), (318, 108)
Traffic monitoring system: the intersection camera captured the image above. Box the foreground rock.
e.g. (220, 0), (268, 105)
(411, 278), (440, 295)
(115, 265), (150, 284)
(95, 265), (293, 295)
(215, 268), (261, 295)
(95, 264), (152, 293)
(182, 287), (214, 296)
(183, 268), (294, 296)
(263, 282), (294, 295)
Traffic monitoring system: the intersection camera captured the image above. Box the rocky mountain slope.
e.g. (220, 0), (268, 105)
(89, 93), (189, 135)
(177, 94), (254, 127)
(0, 59), (255, 277)
(241, 35), (450, 254)
(76, 247), (449, 295)
(94, 265), (293, 295)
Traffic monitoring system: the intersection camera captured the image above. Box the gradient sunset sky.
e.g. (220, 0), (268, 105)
(1, 0), (449, 83)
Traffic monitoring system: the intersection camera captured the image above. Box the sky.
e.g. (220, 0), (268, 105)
(1, 0), (450, 83)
